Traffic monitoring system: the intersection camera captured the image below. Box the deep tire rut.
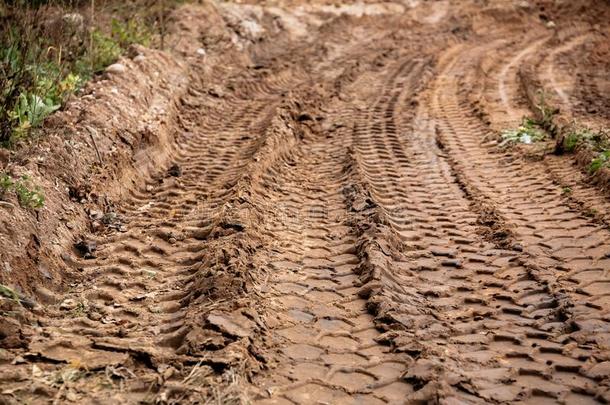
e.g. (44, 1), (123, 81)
(2, 1), (609, 404)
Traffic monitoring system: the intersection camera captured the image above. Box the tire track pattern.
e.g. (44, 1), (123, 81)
(430, 39), (610, 403)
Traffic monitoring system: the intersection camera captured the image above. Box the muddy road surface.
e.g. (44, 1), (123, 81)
(1, 0), (610, 403)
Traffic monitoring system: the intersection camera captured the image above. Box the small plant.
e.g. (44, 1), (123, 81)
(111, 18), (152, 49)
(533, 91), (559, 135)
(500, 117), (546, 146)
(589, 150), (610, 174)
(88, 30), (122, 74)
(562, 127), (608, 153)
(0, 173), (44, 209)
(0, 173), (13, 197)
(563, 131), (581, 153)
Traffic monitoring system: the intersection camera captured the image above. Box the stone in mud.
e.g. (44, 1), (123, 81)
(106, 63), (127, 75)
(59, 298), (78, 311)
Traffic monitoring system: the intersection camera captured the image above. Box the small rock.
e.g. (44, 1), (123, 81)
(196, 48), (207, 57)
(32, 364), (43, 377)
(66, 222), (75, 230)
(89, 312), (102, 321)
(207, 311), (254, 338)
(102, 212), (119, 226)
(145, 185), (154, 192)
(168, 237), (177, 245)
(586, 361), (610, 380)
(106, 63), (127, 75)
(88, 210), (103, 221)
(60, 299), (78, 311)
(133, 54), (146, 63)
(546, 21), (556, 28)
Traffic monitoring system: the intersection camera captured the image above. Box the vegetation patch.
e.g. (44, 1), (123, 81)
(556, 126), (609, 173)
(501, 91), (557, 147)
(0, 1), (176, 147)
(500, 117), (546, 146)
(590, 150), (610, 174)
(0, 173), (45, 209)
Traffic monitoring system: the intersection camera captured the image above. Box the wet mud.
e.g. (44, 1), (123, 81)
(1, 0), (609, 403)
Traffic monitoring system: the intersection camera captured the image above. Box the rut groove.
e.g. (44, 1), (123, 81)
(2, 1), (609, 404)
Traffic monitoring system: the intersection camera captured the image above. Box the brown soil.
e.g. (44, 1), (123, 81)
(1, 0), (610, 403)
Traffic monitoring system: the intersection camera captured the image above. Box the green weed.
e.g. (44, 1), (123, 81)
(500, 117), (546, 146)
(0, 173), (44, 209)
(590, 150), (610, 174)
(533, 91), (559, 135)
(0, 173), (13, 197)
(112, 18), (152, 49)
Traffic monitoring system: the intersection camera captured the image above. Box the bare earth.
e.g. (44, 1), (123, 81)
(1, 0), (610, 403)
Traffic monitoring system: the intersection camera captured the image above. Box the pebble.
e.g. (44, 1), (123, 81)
(134, 54), (146, 63)
(196, 48), (207, 57)
(106, 63), (127, 75)
(60, 299), (78, 311)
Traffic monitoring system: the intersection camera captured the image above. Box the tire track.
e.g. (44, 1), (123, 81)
(2, 2), (609, 404)
(430, 40), (610, 403)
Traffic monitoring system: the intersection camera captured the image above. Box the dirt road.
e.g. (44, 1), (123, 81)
(1, 0), (609, 403)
